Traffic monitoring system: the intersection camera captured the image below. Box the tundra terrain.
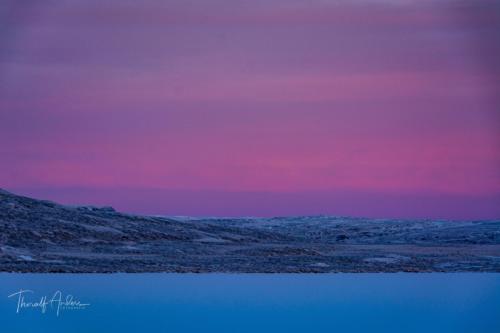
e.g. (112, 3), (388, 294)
(1, 189), (499, 273)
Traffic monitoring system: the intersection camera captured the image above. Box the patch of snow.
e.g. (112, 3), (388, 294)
(193, 237), (229, 243)
(80, 224), (124, 234)
(311, 262), (329, 268)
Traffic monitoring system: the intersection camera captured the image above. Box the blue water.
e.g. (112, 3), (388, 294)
(0, 274), (499, 333)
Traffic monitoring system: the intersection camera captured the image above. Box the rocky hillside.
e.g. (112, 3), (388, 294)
(1, 189), (499, 272)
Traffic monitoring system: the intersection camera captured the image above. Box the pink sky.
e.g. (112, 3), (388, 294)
(1, 0), (499, 219)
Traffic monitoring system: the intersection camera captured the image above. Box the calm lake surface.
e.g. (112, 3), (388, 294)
(0, 273), (499, 333)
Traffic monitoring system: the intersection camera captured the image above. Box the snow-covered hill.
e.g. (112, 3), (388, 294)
(1, 189), (499, 272)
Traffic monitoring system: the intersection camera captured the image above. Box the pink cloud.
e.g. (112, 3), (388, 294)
(1, 0), (499, 218)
